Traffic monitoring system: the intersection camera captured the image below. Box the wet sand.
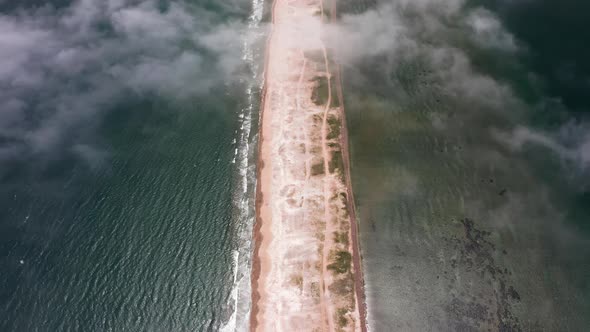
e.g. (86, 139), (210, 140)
(250, 0), (366, 330)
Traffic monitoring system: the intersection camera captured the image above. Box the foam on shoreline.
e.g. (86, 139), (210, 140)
(220, 0), (265, 330)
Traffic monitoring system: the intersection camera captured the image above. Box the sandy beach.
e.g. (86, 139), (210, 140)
(250, 0), (366, 330)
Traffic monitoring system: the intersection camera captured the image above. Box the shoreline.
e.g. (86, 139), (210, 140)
(250, 0), (367, 330)
(249, 0), (275, 329)
(334, 56), (368, 332)
(327, 0), (369, 329)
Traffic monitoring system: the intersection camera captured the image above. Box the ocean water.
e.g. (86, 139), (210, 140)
(0, 0), (264, 331)
(1, 98), (234, 331)
(340, 0), (590, 331)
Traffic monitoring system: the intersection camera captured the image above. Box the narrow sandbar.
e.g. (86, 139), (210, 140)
(250, 0), (366, 330)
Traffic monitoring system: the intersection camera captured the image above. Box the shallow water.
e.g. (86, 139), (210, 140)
(341, 1), (590, 330)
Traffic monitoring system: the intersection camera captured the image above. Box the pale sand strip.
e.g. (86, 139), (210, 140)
(250, 0), (366, 331)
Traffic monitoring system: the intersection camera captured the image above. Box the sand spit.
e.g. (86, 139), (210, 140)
(250, 0), (366, 331)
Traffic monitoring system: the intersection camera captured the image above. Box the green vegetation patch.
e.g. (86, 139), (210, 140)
(339, 192), (350, 219)
(333, 231), (349, 247)
(290, 274), (303, 289)
(312, 113), (323, 124)
(327, 114), (341, 140)
(329, 75), (341, 108)
(328, 150), (343, 174)
(310, 282), (320, 299)
(311, 76), (330, 106)
(312, 76), (341, 108)
(339, 192), (347, 204)
(336, 308), (349, 328)
(315, 230), (325, 242)
(311, 162), (324, 176)
(328, 250), (352, 274)
(329, 277), (354, 298)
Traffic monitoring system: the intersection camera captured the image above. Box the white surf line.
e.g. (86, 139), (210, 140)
(220, 251), (240, 332)
(219, 0), (265, 331)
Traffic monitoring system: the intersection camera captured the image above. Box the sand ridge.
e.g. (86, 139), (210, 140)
(250, 0), (366, 330)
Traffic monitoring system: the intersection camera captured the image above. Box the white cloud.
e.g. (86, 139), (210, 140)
(327, 4), (409, 64)
(465, 8), (518, 52)
(327, 1), (520, 110)
(494, 121), (590, 174)
(0, 0), (253, 173)
(395, 0), (464, 16)
(0, 18), (54, 83)
(329, 0), (590, 186)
